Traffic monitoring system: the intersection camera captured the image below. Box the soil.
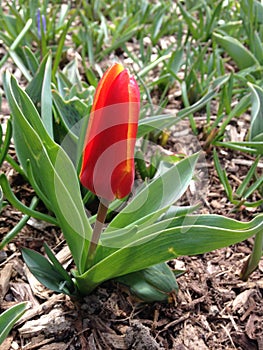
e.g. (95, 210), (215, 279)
(0, 47), (263, 350)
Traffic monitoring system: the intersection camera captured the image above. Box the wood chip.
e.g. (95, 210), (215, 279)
(19, 307), (71, 338)
(233, 158), (263, 168)
(245, 314), (263, 340)
(22, 335), (54, 349)
(55, 245), (72, 267)
(10, 282), (39, 307)
(0, 262), (13, 301)
(101, 333), (127, 349)
(232, 289), (256, 313)
(0, 336), (13, 350)
(17, 293), (64, 326)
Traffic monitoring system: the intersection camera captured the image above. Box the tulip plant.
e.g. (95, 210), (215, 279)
(2, 62), (263, 302)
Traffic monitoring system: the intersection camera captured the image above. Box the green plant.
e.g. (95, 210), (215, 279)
(0, 302), (27, 345)
(2, 66), (263, 302)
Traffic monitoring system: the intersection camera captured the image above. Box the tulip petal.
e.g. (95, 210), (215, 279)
(92, 63), (124, 112)
(80, 64), (140, 201)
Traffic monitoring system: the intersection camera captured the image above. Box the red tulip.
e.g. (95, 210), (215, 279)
(80, 63), (140, 202)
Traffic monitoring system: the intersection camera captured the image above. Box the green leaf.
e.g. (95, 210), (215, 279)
(138, 54), (170, 78)
(213, 32), (259, 70)
(52, 16), (77, 79)
(56, 71), (72, 98)
(177, 2), (198, 39)
(22, 247), (72, 295)
(26, 53), (50, 107)
(0, 302), (27, 345)
(6, 18), (33, 81)
(74, 213), (263, 294)
(0, 118), (12, 167)
(215, 141), (263, 155)
(240, 231), (263, 280)
(253, 31), (263, 64)
(213, 149), (232, 200)
(243, 175), (263, 200)
(166, 47), (184, 79)
(25, 53), (53, 138)
(138, 114), (177, 138)
(43, 243), (75, 292)
(22, 46), (39, 75)
(4, 72), (92, 274)
(236, 156), (261, 197)
(177, 75), (229, 120)
(116, 263), (178, 302)
(105, 153), (199, 230)
(52, 90), (88, 141)
(248, 83), (263, 141)
(41, 54), (53, 138)
(254, 0), (263, 24)
(216, 94), (251, 139)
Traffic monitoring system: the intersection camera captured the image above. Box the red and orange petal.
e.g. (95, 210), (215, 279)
(80, 63), (140, 201)
(92, 63), (124, 112)
(111, 159), (135, 199)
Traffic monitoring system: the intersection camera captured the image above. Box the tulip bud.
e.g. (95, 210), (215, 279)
(80, 63), (140, 201)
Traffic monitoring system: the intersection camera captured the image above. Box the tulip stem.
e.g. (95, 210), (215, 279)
(87, 199), (109, 267)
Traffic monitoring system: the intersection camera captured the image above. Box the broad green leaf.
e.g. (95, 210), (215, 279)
(74, 213), (263, 293)
(22, 247), (73, 295)
(4, 72), (92, 273)
(44, 243), (75, 290)
(26, 53), (53, 138)
(105, 153), (199, 231)
(253, 31), (263, 64)
(102, 207), (255, 250)
(213, 32), (259, 70)
(248, 83), (263, 141)
(116, 263), (178, 302)
(0, 302), (27, 345)
(52, 90), (88, 140)
(56, 71), (72, 98)
(9, 50), (32, 82)
(254, 0), (263, 24)
(62, 58), (82, 88)
(22, 46), (39, 75)
(41, 54), (53, 138)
